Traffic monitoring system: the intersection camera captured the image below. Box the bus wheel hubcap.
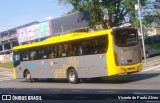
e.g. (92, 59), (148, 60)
(69, 72), (75, 81)
(26, 73), (31, 80)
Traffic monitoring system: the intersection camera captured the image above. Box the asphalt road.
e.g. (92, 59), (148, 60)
(0, 55), (160, 103)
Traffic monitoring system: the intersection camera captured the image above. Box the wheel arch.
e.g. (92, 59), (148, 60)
(23, 69), (29, 78)
(67, 66), (77, 74)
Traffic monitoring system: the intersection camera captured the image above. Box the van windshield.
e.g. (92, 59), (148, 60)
(114, 29), (138, 47)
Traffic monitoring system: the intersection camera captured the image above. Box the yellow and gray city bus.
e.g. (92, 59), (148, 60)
(12, 27), (142, 84)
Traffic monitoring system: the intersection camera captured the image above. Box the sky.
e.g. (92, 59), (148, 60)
(0, 0), (72, 32)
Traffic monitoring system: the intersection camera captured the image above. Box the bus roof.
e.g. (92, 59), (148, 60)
(12, 29), (111, 50)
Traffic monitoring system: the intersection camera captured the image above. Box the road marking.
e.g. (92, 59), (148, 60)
(133, 92), (160, 94)
(98, 91), (115, 93)
(0, 77), (13, 81)
(154, 68), (160, 71)
(71, 90), (83, 92)
(146, 59), (160, 64)
(145, 101), (160, 103)
(29, 89), (40, 90)
(75, 96), (88, 99)
(49, 90), (61, 92)
(142, 65), (160, 72)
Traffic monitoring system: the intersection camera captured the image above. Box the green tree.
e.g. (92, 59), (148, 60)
(58, 0), (155, 31)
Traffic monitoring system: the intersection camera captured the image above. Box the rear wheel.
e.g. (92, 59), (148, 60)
(67, 69), (79, 84)
(146, 51), (150, 58)
(25, 70), (32, 82)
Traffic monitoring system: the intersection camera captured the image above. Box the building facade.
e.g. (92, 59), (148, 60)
(0, 12), (90, 58)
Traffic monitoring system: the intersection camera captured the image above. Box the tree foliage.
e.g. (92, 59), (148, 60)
(58, 0), (159, 31)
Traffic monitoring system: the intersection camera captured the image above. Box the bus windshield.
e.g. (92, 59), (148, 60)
(114, 29), (138, 47)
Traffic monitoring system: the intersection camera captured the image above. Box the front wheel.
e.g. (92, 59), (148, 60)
(146, 52), (150, 58)
(25, 70), (32, 82)
(67, 69), (79, 84)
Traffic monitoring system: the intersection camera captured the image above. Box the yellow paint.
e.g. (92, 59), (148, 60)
(13, 68), (16, 79)
(54, 57), (79, 78)
(106, 31), (117, 75)
(12, 30), (110, 51)
(106, 29), (142, 76)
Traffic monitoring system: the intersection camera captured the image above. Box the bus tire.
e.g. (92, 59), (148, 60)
(146, 51), (150, 58)
(25, 70), (32, 83)
(67, 69), (79, 84)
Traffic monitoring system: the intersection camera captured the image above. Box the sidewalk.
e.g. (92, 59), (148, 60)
(0, 68), (13, 77)
(142, 58), (160, 69)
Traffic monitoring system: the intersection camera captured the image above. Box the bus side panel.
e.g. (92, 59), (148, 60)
(15, 60), (54, 79)
(51, 57), (85, 79)
(14, 64), (24, 79)
(77, 54), (108, 78)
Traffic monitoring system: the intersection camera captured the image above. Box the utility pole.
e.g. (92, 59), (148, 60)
(135, 0), (147, 65)
(61, 25), (63, 35)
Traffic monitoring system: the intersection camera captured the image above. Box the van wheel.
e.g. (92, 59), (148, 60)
(67, 69), (79, 84)
(25, 70), (32, 82)
(146, 52), (150, 58)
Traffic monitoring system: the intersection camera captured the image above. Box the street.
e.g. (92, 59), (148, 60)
(0, 55), (160, 103)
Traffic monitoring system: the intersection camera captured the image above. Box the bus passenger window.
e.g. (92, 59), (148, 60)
(94, 47), (98, 54)
(78, 46), (83, 55)
(58, 45), (63, 57)
(30, 51), (37, 60)
(13, 51), (20, 62)
(21, 51), (29, 61)
(49, 51), (56, 58)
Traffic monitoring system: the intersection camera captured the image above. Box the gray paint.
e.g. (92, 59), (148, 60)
(111, 28), (141, 66)
(15, 53), (107, 79)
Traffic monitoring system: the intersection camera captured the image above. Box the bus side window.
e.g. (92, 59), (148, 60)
(58, 45), (63, 57)
(38, 47), (48, 59)
(98, 36), (108, 53)
(21, 50), (29, 61)
(29, 48), (39, 60)
(155, 37), (160, 44)
(48, 45), (58, 58)
(30, 51), (37, 60)
(13, 51), (20, 62)
(145, 38), (152, 45)
(49, 51), (56, 58)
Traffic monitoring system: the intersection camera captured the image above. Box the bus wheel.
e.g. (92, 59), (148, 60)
(146, 52), (150, 58)
(25, 70), (32, 82)
(67, 69), (79, 84)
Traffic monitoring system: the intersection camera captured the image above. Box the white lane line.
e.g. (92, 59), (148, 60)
(146, 59), (160, 64)
(0, 77), (12, 78)
(29, 89), (40, 90)
(98, 91), (115, 93)
(0, 78), (13, 80)
(154, 68), (160, 71)
(75, 96), (88, 99)
(145, 101), (160, 103)
(49, 90), (61, 92)
(0, 77), (13, 79)
(142, 65), (160, 72)
(71, 90), (83, 92)
(0, 77), (13, 81)
(133, 92), (160, 94)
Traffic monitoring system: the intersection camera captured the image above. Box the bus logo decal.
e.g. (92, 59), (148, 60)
(100, 60), (106, 65)
(27, 63), (36, 68)
(40, 61), (46, 68)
